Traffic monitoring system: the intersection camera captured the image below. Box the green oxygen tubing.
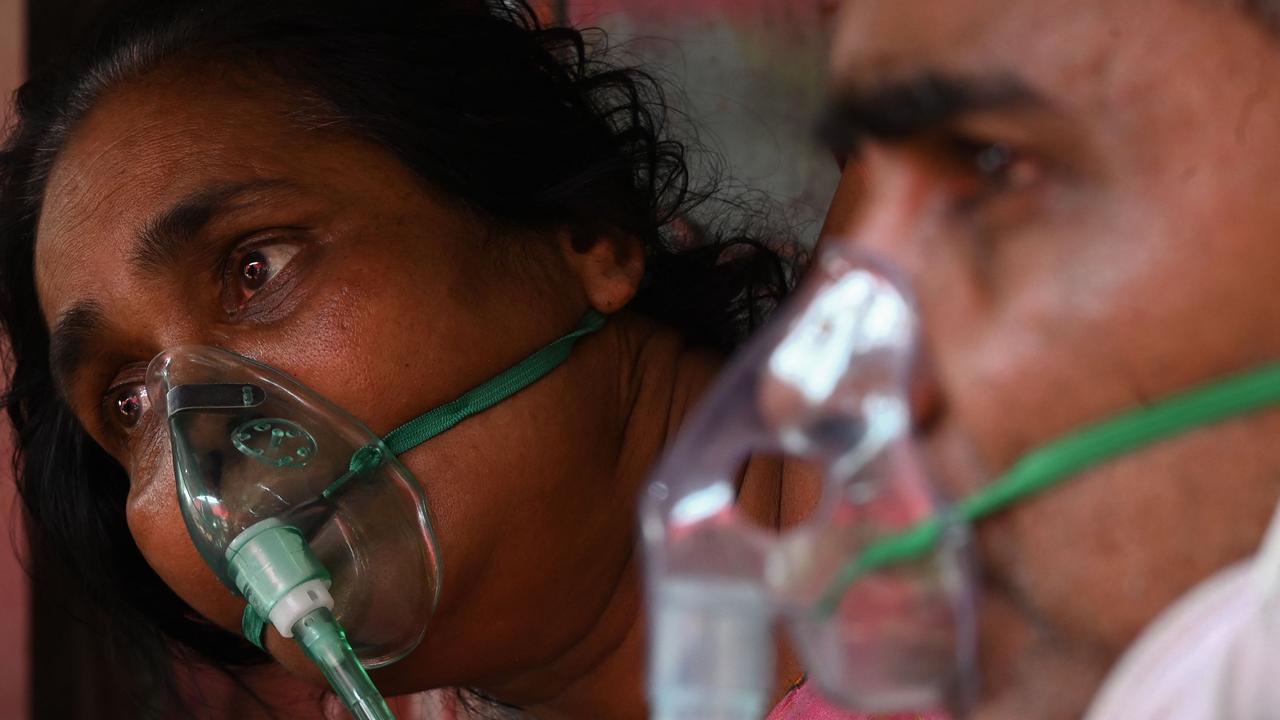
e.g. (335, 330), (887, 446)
(228, 519), (394, 720)
(815, 361), (1280, 617)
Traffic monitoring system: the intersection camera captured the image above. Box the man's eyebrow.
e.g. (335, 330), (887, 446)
(48, 299), (108, 397)
(130, 178), (303, 273)
(818, 72), (1047, 155)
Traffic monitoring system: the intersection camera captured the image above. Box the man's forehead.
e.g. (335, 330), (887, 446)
(828, 0), (1117, 90)
(828, 0), (1278, 91)
(824, 0), (1280, 144)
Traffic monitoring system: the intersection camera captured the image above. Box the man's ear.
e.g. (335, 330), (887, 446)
(558, 229), (646, 314)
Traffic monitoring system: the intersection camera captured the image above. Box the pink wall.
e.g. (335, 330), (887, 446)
(1, 2), (30, 718)
(0, 0), (17, 103)
(0, 442), (28, 720)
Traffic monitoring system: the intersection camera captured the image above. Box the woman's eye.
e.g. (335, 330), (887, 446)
(227, 241), (302, 309)
(106, 383), (150, 431)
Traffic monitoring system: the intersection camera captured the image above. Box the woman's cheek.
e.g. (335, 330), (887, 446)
(125, 450), (244, 633)
(123, 437), (340, 687)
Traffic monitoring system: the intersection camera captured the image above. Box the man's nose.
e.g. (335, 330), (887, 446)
(819, 156), (946, 431)
(908, 342), (946, 433)
(817, 162), (866, 245)
(828, 155), (936, 279)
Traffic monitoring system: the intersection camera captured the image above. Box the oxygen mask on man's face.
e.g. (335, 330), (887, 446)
(642, 251), (975, 720)
(643, 238), (1280, 720)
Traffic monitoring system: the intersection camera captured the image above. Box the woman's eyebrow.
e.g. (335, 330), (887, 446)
(48, 179), (305, 399)
(130, 178), (304, 273)
(48, 299), (107, 399)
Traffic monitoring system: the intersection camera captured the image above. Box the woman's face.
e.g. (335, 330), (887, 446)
(33, 71), (641, 691)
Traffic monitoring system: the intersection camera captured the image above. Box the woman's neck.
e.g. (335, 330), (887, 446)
(478, 315), (803, 719)
(471, 315), (716, 719)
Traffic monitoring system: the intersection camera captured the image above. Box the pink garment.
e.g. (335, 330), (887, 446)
(766, 682), (947, 720)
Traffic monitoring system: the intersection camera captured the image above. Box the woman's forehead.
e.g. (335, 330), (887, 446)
(34, 78), (324, 325)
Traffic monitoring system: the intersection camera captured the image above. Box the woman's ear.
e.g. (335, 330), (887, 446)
(558, 229), (646, 314)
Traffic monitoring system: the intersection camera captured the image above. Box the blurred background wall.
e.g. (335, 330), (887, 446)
(0, 2), (837, 717)
(560, 0), (839, 234)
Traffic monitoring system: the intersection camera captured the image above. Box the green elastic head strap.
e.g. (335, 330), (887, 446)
(382, 310), (607, 455)
(318, 309), (606, 501)
(815, 361), (1280, 617)
(245, 311), (607, 649)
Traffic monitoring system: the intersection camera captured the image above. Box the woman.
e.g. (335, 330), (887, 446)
(0, 1), (906, 718)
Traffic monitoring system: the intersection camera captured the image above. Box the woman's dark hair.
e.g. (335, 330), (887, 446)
(0, 0), (796, 714)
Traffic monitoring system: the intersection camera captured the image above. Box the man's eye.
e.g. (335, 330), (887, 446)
(226, 240), (302, 311)
(948, 137), (1044, 198)
(105, 383), (150, 431)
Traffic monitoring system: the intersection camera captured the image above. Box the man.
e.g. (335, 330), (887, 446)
(817, 0), (1280, 717)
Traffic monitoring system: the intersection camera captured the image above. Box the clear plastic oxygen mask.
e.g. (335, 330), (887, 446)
(146, 346), (440, 720)
(641, 252), (974, 720)
(123, 313), (604, 720)
(643, 245), (1280, 720)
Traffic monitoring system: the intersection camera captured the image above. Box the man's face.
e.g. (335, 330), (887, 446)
(826, 0), (1280, 715)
